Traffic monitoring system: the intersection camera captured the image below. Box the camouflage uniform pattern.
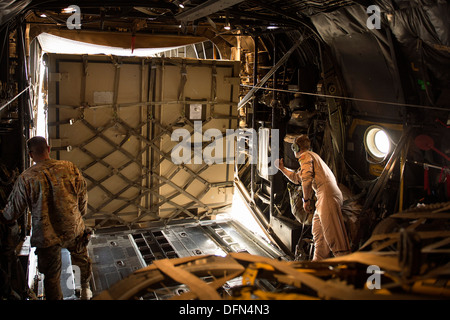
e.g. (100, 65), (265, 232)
(2, 159), (87, 248)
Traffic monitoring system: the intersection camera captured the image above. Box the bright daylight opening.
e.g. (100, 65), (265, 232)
(32, 33), (266, 248)
(37, 33), (188, 57)
(227, 190), (269, 242)
(35, 58), (47, 139)
(34, 32), (185, 140)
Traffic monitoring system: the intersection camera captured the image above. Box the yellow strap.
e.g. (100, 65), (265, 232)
(242, 262), (275, 286)
(230, 252), (411, 300)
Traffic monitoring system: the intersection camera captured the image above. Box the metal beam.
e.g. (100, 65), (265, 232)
(246, 0), (304, 24)
(175, 0), (245, 22)
(237, 35), (306, 110)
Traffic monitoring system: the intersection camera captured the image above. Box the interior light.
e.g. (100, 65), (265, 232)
(364, 125), (391, 160)
(174, 0), (185, 9)
(374, 130), (390, 154)
(62, 7), (74, 13)
(224, 10), (231, 30)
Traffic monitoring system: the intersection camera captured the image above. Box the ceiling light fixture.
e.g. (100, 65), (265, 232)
(62, 7), (75, 13)
(224, 10), (231, 30)
(174, 0), (185, 9)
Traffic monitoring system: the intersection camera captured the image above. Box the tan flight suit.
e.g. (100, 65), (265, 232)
(3, 159), (91, 300)
(286, 151), (350, 261)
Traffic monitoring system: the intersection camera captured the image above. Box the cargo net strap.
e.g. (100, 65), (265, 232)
(153, 258), (221, 300)
(94, 251), (449, 300)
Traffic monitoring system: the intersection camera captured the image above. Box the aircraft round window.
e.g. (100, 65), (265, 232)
(364, 126), (391, 160)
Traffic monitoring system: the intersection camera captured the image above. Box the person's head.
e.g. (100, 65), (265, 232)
(291, 134), (310, 158)
(27, 136), (50, 162)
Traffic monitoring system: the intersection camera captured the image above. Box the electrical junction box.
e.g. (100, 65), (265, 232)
(185, 101), (206, 121)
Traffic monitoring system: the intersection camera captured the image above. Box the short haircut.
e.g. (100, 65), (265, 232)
(295, 134), (311, 150)
(27, 136), (49, 155)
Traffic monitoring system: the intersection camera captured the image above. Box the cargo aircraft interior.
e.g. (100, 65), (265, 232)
(0, 0), (449, 302)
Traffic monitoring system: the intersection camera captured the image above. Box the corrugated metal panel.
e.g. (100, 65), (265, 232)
(47, 54), (239, 229)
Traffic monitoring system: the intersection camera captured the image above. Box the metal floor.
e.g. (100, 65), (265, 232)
(87, 217), (285, 298)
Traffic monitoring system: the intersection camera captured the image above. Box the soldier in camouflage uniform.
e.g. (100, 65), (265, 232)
(1, 136), (92, 300)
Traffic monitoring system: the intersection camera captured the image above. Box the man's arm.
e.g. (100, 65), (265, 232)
(74, 165), (88, 217)
(2, 176), (29, 223)
(299, 153), (314, 201)
(275, 157), (314, 213)
(275, 159), (301, 184)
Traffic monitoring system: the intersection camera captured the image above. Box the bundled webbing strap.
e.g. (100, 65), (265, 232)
(153, 258), (221, 300)
(229, 252), (407, 300)
(170, 269), (243, 301)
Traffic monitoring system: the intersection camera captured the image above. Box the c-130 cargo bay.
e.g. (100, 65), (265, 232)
(0, 0), (449, 303)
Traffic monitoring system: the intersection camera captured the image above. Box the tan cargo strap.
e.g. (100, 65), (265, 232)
(153, 258), (221, 300)
(230, 252), (417, 300)
(170, 269), (243, 300)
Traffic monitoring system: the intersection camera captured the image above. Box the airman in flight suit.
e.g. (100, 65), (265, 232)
(276, 134), (351, 261)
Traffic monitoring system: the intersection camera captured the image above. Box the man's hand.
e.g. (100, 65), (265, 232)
(303, 200), (313, 214)
(274, 158), (284, 170)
